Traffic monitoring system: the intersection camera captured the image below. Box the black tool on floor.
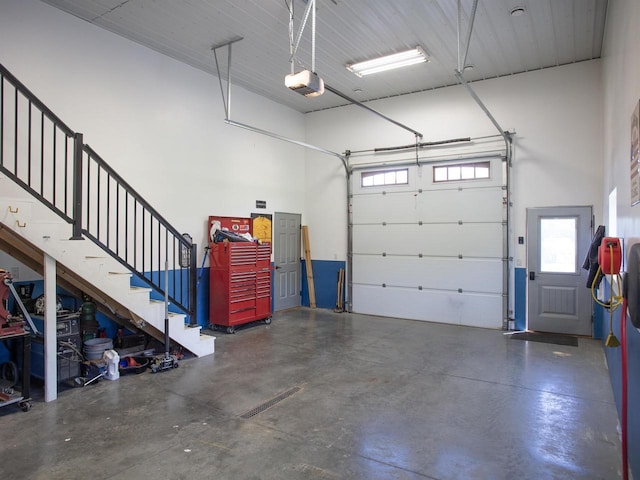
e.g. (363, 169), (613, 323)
(150, 261), (179, 373)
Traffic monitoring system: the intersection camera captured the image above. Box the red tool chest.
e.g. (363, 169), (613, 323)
(209, 240), (272, 334)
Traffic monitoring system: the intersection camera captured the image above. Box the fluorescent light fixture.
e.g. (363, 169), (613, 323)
(347, 47), (429, 77)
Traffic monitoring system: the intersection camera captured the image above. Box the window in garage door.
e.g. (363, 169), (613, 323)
(350, 156), (507, 329)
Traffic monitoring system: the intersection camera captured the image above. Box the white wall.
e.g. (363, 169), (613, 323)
(304, 61), (604, 268)
(0, 1), (606, 274)
(0, 0), (307, 269)
(602, 0), (640, 237)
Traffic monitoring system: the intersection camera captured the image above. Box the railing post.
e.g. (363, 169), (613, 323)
(189, 242), (198, 326)
(70, 132), (84, 240)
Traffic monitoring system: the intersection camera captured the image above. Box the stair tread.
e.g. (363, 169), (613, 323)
(130, 286), (152, 292)
(183, 324), (202, 330)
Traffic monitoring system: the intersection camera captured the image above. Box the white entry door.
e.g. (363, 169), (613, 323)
(350, 157), (506, 329)
(526, 206), (592, 335)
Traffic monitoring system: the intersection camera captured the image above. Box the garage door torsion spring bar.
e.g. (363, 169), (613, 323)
(373, 137), (471, 153)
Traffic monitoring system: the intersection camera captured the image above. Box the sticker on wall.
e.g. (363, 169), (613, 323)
(631, 99), (640, 206)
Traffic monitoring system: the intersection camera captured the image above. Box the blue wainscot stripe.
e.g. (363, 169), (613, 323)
(301, 260), (346, 309)
(514, 267), (527, 331)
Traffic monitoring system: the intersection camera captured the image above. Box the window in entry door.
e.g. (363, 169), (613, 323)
(539, 217), (577, 273)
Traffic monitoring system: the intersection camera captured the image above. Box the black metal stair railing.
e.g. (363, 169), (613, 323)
(0, 63), (197, 324)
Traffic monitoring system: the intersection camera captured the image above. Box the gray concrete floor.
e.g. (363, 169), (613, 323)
(0, 308), (622, 479)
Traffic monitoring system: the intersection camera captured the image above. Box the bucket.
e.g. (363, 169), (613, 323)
(83, 337), (113, 361)
(103, 350), (120, 381)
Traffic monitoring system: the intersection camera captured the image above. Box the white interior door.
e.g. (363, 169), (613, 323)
(526, 206), (592, 335)
(273, 212), (301, 311)
(350, 157), (506, 329)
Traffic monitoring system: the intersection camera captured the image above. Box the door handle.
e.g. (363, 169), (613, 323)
(529, 271), (535, 281)
(275, 266), (281, 270)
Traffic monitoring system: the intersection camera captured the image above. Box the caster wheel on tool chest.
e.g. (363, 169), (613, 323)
(264, 317), (272, 325)
(226, 326), (236, 334)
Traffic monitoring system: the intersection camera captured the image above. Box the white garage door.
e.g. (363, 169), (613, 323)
(351, 156), (506, 329)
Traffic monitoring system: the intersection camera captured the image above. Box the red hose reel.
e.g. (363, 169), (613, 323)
(598, 237), (622, 275)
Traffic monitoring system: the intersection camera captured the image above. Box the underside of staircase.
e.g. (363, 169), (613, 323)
(0, 184), (215, 357)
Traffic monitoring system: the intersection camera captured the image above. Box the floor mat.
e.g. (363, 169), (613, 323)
(510, 332), (579, 347)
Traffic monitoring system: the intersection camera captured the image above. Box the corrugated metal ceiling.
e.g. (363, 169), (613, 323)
(39, 0), (608, 113)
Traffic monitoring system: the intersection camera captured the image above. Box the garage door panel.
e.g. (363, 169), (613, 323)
(352, 284), (502, 329)
(351, 188), (503, 224)
(351, 193), (421, 224)
(417, 188), (503, 223)
(353, 223), (503, 257)
(352, 256), (502, 293)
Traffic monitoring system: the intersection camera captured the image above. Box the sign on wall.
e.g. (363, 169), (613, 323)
(631, 100), (640, 206)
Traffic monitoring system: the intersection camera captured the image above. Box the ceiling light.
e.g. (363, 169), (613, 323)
(346, 47), (429, 77)
(510, 7), (525, 16)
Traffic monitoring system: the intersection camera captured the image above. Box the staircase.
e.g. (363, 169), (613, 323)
(0, 63), (214, 357)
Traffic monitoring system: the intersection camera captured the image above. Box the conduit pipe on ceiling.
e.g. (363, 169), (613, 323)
(288, 0), (319, 74)
(211, 38), (347, 173)
(212, 36), (243, 120)
(458, 0), (480, 72)
(225, 119), (347, 170)
(454, 0), (510, 148)
(454, 70), (510, 146)
(324, 85), (423, 140)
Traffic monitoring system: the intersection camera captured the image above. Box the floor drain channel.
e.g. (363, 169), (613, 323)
(240, 386), (301, 419)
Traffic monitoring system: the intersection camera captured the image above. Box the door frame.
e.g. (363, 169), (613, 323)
(526, 205), (593, 335)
